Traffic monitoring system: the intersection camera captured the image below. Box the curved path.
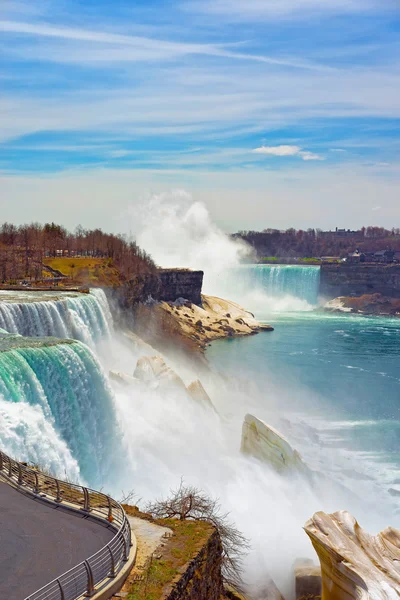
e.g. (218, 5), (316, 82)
(0, 480), (114, 600)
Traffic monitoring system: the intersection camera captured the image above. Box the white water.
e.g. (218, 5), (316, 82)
(0, 204), (394, 597)
(0, 289), (112, 347)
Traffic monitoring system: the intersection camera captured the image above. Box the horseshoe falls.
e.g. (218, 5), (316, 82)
(0, 288), (112, 347)
(212, 264), (321, 316)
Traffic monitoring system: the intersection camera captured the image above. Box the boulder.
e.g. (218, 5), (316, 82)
(241, 414), (310, 476)
(133, 355), (187, 393)
(304, 510), (400, 600)
(187, 379), (217, 413)
(109, 370), (140, 387)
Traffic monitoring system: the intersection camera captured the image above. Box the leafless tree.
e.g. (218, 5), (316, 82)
(146, 480), (249, 590)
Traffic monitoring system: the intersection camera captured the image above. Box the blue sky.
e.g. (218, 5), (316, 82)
(1, 0), (400, 232)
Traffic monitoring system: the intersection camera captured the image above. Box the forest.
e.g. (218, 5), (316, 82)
(233, 227), (400, 259)
(0, 222), (156, 283)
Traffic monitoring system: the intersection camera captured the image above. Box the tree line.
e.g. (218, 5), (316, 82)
(0, 222), (156, 283)
(233, 227), (400, 259)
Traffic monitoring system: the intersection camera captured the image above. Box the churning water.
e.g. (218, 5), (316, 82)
(0, 268), (398, 598)
(0, 289), (112, 347)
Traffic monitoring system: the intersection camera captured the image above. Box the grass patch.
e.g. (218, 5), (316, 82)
(123, 508), (214, 600)
(44, 257), (123, 286)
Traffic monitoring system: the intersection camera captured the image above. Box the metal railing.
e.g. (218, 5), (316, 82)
(0, 450), (132, 600)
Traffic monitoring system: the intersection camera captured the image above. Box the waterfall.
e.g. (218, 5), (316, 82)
(245, 265), (321, 305)
(0, 289), (112, 347)
(213, 264), (321, 315)
(0, 335), (119, 485)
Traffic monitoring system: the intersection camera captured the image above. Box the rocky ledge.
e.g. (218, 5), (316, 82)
(134, 294), (273, 353)
(325, 293), (400, 317)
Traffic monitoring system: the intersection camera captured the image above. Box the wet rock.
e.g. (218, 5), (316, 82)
(304, 510), (400, 600)
(241, 413), (310, 476)
(134, 356), (187, 393)
(187, 379), (217, 413)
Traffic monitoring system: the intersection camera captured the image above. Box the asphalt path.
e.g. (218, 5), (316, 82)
(0, 480), (114, 600)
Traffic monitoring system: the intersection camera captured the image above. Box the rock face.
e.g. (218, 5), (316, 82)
(325, 294), (400, 317)
(320, 264), (400, 299)
(107, 269), (204, 325)
(163, 530), (224, 600)
(304, 510), (400, 600)
(241, 414), (310, 475)
(158, 269), (204, 306)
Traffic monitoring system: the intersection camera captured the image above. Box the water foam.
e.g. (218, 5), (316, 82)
(0, 338), (119, 484)
(0, 289), (112, 347)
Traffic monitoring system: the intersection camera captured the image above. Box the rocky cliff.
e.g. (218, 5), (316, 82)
(163, 530), (224, 600)
(109, 269), (204, 311)
(159, 269), (204, 306)
(320, 264), (400, 299)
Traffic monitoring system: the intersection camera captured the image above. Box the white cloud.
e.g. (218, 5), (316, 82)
(299, 151), (324, 161)
(252, 145), (323, 161)
(252, 145), (300, 156)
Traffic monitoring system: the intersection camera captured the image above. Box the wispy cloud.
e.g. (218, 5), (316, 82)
(252, 145), (324, 161)
(0, 20), (329, 71)
(183, 0), (396, 21)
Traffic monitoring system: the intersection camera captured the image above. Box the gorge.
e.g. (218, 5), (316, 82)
(0, 262), (398, 599)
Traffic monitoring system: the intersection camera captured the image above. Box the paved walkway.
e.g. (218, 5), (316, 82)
(0, 480), (114, 600)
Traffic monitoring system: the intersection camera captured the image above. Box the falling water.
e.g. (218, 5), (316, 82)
(0, 289), (112, 346)
(0, 334), (119, 484)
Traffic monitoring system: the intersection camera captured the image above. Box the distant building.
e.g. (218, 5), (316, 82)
(336, 227), (359, 237)
(348, 248), (396, 263)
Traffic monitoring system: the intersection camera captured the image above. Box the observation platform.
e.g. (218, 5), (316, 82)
(0, 479), (114, 599)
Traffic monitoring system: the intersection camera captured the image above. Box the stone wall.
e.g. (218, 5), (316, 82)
(320, 264), (400, 299)
(163, 530), (224, 600)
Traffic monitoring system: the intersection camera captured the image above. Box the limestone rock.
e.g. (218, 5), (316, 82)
(133, 355), (187, 393)
(304, 510), (400, 600)
(241, 414), (310, 475)
(187, 379), (217, 412)
(109, 370), (140, 386)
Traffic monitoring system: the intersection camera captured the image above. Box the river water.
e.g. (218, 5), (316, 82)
(207, 266), (400, 522)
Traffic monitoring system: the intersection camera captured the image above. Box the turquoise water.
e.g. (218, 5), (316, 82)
(208, 310), (400, 501)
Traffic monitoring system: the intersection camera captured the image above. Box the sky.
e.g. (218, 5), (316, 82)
(1, 0), (400, 233)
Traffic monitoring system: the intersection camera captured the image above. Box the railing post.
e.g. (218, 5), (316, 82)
(0, 451), (3, 471)
(107, 545), (116, 578)
(8, 456), (12, 478)
(33, 471), (40, 494)
(84, 560), (95, 597)
(122, 533), (129, 562)
(55, 479), (62, 503)
(83, 487), (90, 511)
(18, 463), (23, 485)
(56, 578), (65, 600)
(107, 495), (113, 521)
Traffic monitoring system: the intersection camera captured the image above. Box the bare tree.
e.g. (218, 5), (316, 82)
(146, 480), (249, 590)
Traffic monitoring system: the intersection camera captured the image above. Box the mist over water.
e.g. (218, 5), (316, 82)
(0, 196), (397, 597)
(135, 191), (251, 295)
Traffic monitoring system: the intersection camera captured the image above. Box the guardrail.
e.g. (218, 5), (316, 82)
(0, 450), (132, 600)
